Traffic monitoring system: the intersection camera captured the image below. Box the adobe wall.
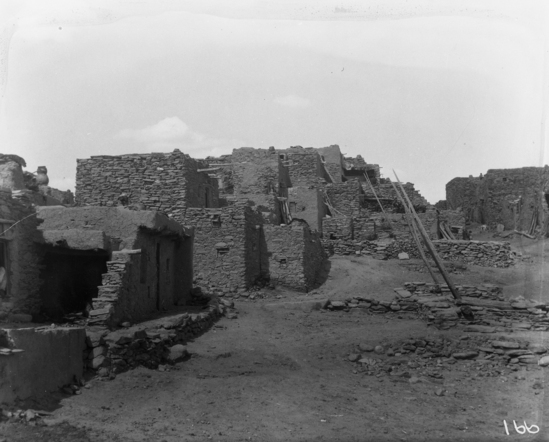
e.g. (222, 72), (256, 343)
(35, 206), (193, 325)
(288, 186), (324, 232)
(317, 145), (344, 183)
(75, 150), (219, 220)
(88, 240), (181, 328)
(0, 326), (86, 403)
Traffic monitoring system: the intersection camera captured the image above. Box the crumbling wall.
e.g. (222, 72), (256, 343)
(75, 150), (218, 220)
(88, 240), (180, 329)
(363, 181), (428, 212)
(279, 147), (322, 185)
(0, 190), (42, 318)
(326, 180), (363, 217)
(323, 217), (353, 241)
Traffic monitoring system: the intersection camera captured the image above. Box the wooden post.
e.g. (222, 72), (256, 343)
(391, 180), (440, 285)
(393, 170), (461, 301)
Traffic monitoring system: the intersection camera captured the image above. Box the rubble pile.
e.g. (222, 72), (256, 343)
(84, 297), (234, 377)
(346, 335), (549, 380)
(324, 282), (549, 332)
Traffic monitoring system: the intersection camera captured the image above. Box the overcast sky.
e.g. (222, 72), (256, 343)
(0, 0), (547, 203)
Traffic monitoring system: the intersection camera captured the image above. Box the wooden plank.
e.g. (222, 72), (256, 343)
(390, 180), (440, 285)
(514, 230), (535, 239)
(393, 170), (461, 301)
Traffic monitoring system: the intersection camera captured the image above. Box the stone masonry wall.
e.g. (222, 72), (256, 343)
(263, 222), (326, 292)
(323, 217), (353, 241)
(446, 166), (549, 231)
(76, 150), (219, 220)
(279, 147), (323, 185)
(322, 237), (513, 268)
(326, 180), (363, 217)
(184, 205), (264, 295)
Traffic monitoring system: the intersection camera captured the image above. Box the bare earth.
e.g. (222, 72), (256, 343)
(2, 232), (549, 442)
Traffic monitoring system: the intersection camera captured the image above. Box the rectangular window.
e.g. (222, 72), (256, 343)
(212, 215), (222, 228)
(217, 247), (230, 257)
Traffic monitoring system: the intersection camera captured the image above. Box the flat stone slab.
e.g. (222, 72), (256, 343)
(491, 340), (521, 349)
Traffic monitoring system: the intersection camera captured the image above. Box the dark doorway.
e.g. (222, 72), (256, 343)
(39, 248), (109, 321)
(156, 242), (161, 310)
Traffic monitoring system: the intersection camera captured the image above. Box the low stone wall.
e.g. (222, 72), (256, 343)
(0, 326), (86, 403)
(85, 297), (229, 376)
(323, 282), (549, 333)
(322, 238), (514, 268)
(433, 240), (513, 268)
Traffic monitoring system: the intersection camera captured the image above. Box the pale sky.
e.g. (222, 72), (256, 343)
(0, 0), (547, 203)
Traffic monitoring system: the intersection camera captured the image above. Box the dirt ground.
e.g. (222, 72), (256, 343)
(2, 229), (549, 442)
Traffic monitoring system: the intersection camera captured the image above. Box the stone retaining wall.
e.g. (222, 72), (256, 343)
(84, 297), (227, 375)
(322, 238), (514, 268)
(324, 282), (549, 333)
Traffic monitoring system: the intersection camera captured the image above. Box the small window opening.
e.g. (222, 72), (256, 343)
(279, 258), (287, 267)
(502, 177), (507, 182)
(329, 233), (337, 240)
(212, 215), (222, 227)
(279, 154), (287, 160)
(166, 258), (170, 271)
(217, 247), (230, 257)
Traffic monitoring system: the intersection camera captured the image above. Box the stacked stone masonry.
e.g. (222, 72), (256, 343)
(76, 150), (219, 221)
(446, 166), (549, 232)
(322, 238), (513, 268)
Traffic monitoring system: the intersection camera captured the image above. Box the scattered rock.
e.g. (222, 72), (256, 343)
(168, 344), (188, 363)
(374, 345), (385, 355)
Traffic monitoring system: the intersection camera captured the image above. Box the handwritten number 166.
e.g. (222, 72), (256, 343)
(503, 420), (539, 435)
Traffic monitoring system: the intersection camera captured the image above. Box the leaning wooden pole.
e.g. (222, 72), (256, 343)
(391, 180), (440, 285)
(393, 170), (461, 301)
(363, 172), (386, 214)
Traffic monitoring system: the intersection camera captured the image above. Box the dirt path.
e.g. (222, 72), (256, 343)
(3, 242), (549, 441)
